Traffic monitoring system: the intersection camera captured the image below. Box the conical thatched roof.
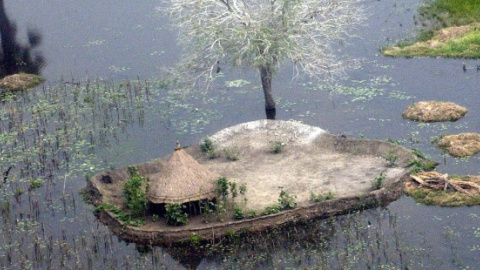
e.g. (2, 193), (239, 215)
(147, 148), (219, 204)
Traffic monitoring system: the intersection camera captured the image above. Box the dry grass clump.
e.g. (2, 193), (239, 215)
(0, 73), (44, 91)
(402, 101), (468, 122)
(404, 171), (480, 206)
(437, 133), (480, 157)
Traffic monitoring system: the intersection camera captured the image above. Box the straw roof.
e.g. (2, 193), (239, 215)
(147, 148), (219, 204)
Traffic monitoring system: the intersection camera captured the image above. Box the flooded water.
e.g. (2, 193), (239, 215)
(1, 0), (480, 269)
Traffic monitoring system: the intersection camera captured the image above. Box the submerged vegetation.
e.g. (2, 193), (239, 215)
(0, 77), (221, 268)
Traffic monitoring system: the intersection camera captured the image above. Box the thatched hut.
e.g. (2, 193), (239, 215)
(147, 145), (219, 216)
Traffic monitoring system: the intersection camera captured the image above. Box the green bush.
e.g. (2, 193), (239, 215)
(310, 191), (335, 202)
(165, 203), (188, 226)
(233, 205), (244, 220)
(189, 234), (202, 245)
(200, 137), (215, 153)
(278, 189), (297, 210)
(223, 147), (240, 161)
(123, 166), (147, 216)
(29, 179), (44, 189)
(215, 177), (230, 198)
(262, 204), (281, 215)
(95, 203), (145, 226)
(270, 140), (285, 154)
(383, 150), (398, 167)
(372, 173), (385, 190)
(247, 210), (257, 218)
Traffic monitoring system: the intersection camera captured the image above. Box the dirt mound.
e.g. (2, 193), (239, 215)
(437, 133), (480, 157)
(0, 73), (44, 91)
(404, 171), (480, 206)
(402, 101), (468, 122)
(86, 120), (415, 244)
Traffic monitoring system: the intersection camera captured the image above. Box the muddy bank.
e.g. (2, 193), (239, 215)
(85, 120), (417, 245)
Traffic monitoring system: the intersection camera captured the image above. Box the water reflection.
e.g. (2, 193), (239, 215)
(0, 0), (44, 77)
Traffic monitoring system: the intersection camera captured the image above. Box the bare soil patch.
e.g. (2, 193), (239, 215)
(437, 133), (480, 157)
(85, 120), (415, 244)
(402, 101), (468, 122)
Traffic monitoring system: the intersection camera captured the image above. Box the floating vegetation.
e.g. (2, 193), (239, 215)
(404, 171), (480, 206)
(0, 73), (44, 91)
(402, 101), (468, 122)
(437, 132), (480, 157)
(0, 76), (221, 268)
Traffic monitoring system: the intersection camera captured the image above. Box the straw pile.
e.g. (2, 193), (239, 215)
(402, 101), (468, 122)
(0, 73), (44, 91)
(437, 133), (480, 157)
(147, 148), (219, 204)
(404, 171), (480, 206)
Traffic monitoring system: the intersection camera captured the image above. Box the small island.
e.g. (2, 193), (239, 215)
(84, 120), (420, 245)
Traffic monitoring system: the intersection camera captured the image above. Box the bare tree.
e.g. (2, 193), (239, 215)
(164, 0), (364, 119)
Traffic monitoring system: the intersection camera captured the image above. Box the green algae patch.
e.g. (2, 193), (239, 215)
(383, 23), (480, 58)
(402, 101), (468, 122)
(0, 73), (45, 91)
(405, 171), (480, 206)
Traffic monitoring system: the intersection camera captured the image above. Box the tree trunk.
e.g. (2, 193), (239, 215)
(0, 0), (18, 75)
(259, 65), (276, 119)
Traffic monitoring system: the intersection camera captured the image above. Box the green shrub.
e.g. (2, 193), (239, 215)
(310, 191), (335, 202)
(233, 205), (244, 220)
(207, 149), (220, 159)
(201, 137), (219, 158)
(95, 203), (145, 226)
(215, 177), (230, 198)
(223, 147), (240, 161)
(189, 233), (202, 245)
(262, 204), (281, 215)
(270, 140), (285, 154)
(123, 166), (147, 216)
(29, 179), (44, 189)
(165, 203), (188, 226)
(372, 173), (385, 190)
(225, 228), (238, 239)
(247, 210), (257, 218)
(200, 137), (215, 153)
(278, 189), (297, 210)
(383, 150), (398, 167)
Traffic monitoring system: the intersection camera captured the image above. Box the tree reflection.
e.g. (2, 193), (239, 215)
(0, 0), (44, 77)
